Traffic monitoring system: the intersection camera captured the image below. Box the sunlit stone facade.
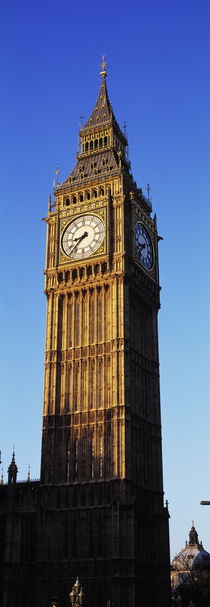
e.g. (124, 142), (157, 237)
(0, 61), (170, 607)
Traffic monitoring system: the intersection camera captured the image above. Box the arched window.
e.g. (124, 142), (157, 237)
(99, 138), (103, 148)
(65, 197), (70, 206)
(73, 196), (77, 204)
(100, 188), (104, 196)
(104, 136), (107, 147)
(90, 140), (93, 151)
(94, 139), (98, 150)
(86, 190), (90, 200)
(85, 142), (88, 152)
(79, 193), (83, 202)
(93, 189), (97, 199)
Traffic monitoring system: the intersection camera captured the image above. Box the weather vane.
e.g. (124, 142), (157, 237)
(99, 55), (108, 77)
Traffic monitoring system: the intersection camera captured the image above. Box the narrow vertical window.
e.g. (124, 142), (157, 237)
(99, 435), (103, 479)
(82, 433), (86, 478)
(66, 434), (70, 482)
(75, 366), (79, 411)
(76, 301), (80, 346)
(83, 362), (87, 410)
(69, 303), (73, 347)
(98, 298), (103, 341)
(99, 362), (103, 408)
(91, 298), (95, 343)
(90, 363), (95, 409)
(69, 366), (72, 411)
(91, 436), (94, 479)
(75, 437), (78, 479)
(83, 298), (88, 345)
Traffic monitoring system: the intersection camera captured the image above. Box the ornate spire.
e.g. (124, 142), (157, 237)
(69, 577), (84, 607)
(189, 521), (199, 547)
(8, 451), (18, 485)
(80, 56), (127, 150)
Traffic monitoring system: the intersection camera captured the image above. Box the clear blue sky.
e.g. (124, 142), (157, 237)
(1, 0), (210, 559)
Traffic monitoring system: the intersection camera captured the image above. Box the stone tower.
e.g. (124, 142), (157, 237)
(0, 58), (170, 607)
(40, 57), (170, 606)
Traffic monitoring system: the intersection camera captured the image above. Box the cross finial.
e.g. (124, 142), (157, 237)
(146, 183), (151, 202)
(99, 55), (108, 78)
(54, 166), (60, 186)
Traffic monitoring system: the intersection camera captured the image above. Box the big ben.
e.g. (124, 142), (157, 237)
(40, 56), (170, 606)
(0, 58), (170, 607)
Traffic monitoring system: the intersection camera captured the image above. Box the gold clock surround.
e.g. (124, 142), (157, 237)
(59, 207), (108, 265)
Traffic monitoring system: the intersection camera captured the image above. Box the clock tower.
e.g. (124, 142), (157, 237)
(40, 58), (170, 607)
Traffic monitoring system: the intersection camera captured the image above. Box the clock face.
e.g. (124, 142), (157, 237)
(62, 214), (105, 259)
(135, 222), (153, 270)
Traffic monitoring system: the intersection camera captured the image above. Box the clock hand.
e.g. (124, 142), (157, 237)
(74, 231), (88, 242)
(139, 242), (146, 250)
(69, 231), (88, 255)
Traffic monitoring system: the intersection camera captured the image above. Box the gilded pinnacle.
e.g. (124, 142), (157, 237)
(99, 54), (108, 78)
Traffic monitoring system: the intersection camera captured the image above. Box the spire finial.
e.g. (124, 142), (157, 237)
(1, 467), (3, 485)
(99, 55), (108, 78)
(146, 184), (151, 203)
(27, 464), (31, 482)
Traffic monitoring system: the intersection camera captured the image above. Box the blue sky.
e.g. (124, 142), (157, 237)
(1, 0), (210, 559)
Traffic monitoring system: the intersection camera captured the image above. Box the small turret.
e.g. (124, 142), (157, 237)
(69, 577), (84, 607)
(8, 451), (18, 485)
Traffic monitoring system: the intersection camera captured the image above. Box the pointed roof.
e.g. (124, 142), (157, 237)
(8, 451), (18, 473)
(81, 57), (127, 144)
(84, 75), (113, 129)
(8, 451), (18, 484)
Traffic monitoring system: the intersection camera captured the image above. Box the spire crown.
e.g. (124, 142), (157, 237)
(99, 54), (108, 79)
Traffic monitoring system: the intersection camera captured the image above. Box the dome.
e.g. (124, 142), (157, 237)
(171, 522), (204, 572)
(193, 550), (210, 571)
(172, 546), (201, 572)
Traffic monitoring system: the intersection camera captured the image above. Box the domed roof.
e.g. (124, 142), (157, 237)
(193, 550), (210, 571)
(171, 522), (204, 571)
(172, 546), (201, 571)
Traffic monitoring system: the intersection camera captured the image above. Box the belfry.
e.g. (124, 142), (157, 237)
(0, 58), (170, 607)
